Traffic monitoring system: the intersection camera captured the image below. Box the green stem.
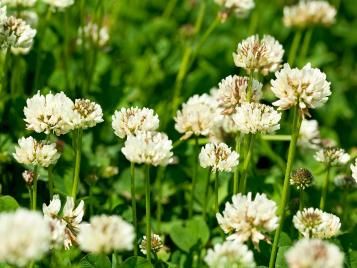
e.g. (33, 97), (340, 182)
(233, 134), (241, 194)
(214, 171), (219, 212)
(240, 134), (255, 194)
(203, 168), (211, 219)
(194, 14), (220, 53)
(319, 164), (331, 210)
(288, 30), (302, 66)
(71, 129), (83, 199)
(27, 186), (33, 210)
(63, 11), (70, 90)
(299, 28), (313, 65)
(32, 167), (38, 211)
(341, 190), (348, 224)
(48, 165), (54, 198)
(130, 162), (138, 256)
(163, 0), (177, 18)
(1, 48), (10, 95)
(189, 136), (199, 219)
(261, 134), (291, 141)
(145, 165), (152, 262)
(299, 189), (304, 211)
(269, 106), (302, 268)
(111, 252), (117, 268)
(156, 166), (165, 234)
(246, 72), (254, 101)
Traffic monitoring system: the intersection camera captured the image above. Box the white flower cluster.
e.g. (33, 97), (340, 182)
(217, 192), (279, 245)
(78, 215), (135, 254)
(43, 0), (74, 9)
(139, 234), (164, 255)
(0, 0), (36, 7)
(293, 207), (341, 239)
(334, 174), (356, 190)
(351, 159), (357, 182)
(121, 131), (173, 166)
(24, 91), (103, 135)
(233, 34), (284, 75)
(199, 142), (239, 172)
(285, 239), (344, 268)
(0, 209), (51, 267)
(112, 107), (159, 139)
(314, 147), (350, 166)
(232, 102), (281, 134)
(204, 240), (255, 268)
(13, 136), (60, 167)
(283, 0), (336, 28)
(78, 21), (109, 48)
(0, 7), (36, 50)
(175, 94), (218, 140)
(298, 119), (321, 149)
(217, 75), (262, 115)
(214, 0), (255, 18)
(43, 195), (85, 249)
(271, 63), (331, 113)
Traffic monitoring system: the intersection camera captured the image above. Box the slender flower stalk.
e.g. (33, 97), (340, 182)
(31, 166), (38, 210)
(130, 162), (138, 256)
(299, 189), (304, 211)
(269, 106), (302, 268)
(288, 30), (302, 66)
(156, 166), (165, 233)
(71, 129), (83, 199)
(214, 172), (219, 212)
(233, 134), (241, 194)
(320, 164), (331, 210)
(189, 137), (199, 219)
(240, 134), (255, 193)
(63, 11), (70, 90)
(299, 28), (313, 64)
(261, 134), (291, 141)
(48, 165), (54, 198)
(203, 168), (211, 219)
(145, 165), (152, 262)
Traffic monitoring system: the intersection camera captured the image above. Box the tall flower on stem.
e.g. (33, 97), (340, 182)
(269, 63), (331, 268)
(199, 142), (239, 212)
(13, 136), (60, 210)
(121, 130), (173, 262)
(112, 107), (159, 255)
(314, 146), (350, 210)
(290, 168), (313, 210)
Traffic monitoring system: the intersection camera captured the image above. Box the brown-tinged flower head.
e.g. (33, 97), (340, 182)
(77, 21), (109, 48)
(233, 34), (284, 75)
(72, 98), (103, 129)
(270, 63), (331, 115)
(283, 0), (336, 29)
(139, 234), (164, 255)
(334, 174), (356, 190)
(290, 168), (313, 190)
(314, 146), (350, 166)
(285, 239), (344, 268)
(22, 170), (35, 186)
(214, 0), (255, 18)
(217, 75), (262, 115)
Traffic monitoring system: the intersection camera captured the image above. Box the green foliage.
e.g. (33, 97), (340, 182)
(0, 195), (19, 212)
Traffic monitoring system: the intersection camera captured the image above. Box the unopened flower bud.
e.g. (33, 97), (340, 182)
(22, 170), (35, 186)
(290, 168), (313, 190)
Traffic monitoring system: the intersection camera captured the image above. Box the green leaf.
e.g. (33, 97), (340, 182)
(276, 246), (289, 268)
(349, 250), (357, 268)
(0, 196), (19, 212)
(169, 216), (209, 253)
(79, 254), (111, 268)
(120, 256), (153, 268)
(278, 232), (292, 247)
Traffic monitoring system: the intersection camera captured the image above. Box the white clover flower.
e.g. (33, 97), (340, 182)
(233, 34), (284, 75)
(217, 192), (278, 246)
(77, 21), (109, 48)
(112, 107), (159, 139)
(199, 142), (239, 172)
(217, 75), (262, 115)
(285, 239), (344, 268)
(314, 147), (350, 166)
(270, 63), (331, 113)
(13, 136), (60, 167)
(283, 1), (336, 28)
(78, 215), (135, 254)
(0, 209), (51, 267)
(0, 7), (36, 50)
(139, 234), (164, 255)
(290, 168), (313, 190)
(121, 131), (173, 166)
(43, 195), (85, 249)
(24, 91), (76, 136)
(72, 99), (103, 129)
(204, 240), (255, 268)
(0, 0), (36, 7)
(298, 119), (321, 149)
(232, 103), (281, 134)
(293, 208), (341, 239)
(214, 0), (255, 18)
(334, 174), (356, 190)
(43, 0), (74, 9)
(175, 94), (218, 140)
(350, 159), (357, 182)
